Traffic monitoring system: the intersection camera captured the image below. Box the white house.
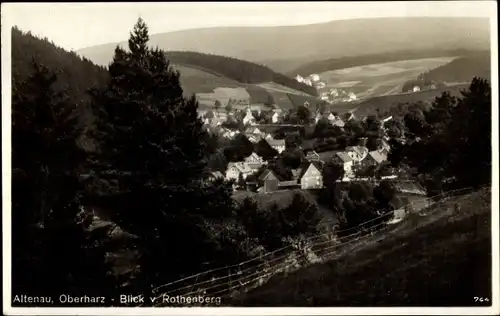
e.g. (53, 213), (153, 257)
(300, 162), (323, 189)
(346, 146), (369, 164)
(244, 152), (266, 170)
(266, 139), (286, 154)
(247, 135), (262, 144)
(243, 108), (257, 126)
(413, 86), (421, 92)
(244, 127), (262, 136)
(272, 111), (282, 124)
(314, 112), (323, 124)
(225, 162), (253, 180)
(334, 152), (355, 179)
(295, 75), (305, 83)
(310, 74), (320, 82)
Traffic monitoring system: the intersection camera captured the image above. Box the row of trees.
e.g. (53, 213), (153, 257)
(387, 78), (491, 192)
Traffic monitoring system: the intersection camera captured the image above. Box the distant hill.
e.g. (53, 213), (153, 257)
(77, 17), (490, 73)
(164, 51), (317, 96)
(288, 48), (486, 77)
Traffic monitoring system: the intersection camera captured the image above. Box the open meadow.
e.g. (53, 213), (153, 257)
(318, 57), (457, 99)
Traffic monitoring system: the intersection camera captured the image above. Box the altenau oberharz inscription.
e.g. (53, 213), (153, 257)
(13, 294), (107, 305)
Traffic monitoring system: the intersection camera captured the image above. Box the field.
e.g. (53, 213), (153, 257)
(318, 57), (457, 100)
(351, 83), (469, 117)
(172, 64), (320, 110)
(231, 187), (492, 306)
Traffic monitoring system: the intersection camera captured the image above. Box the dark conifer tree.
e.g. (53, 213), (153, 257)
(11, 60), (116, 301)
(87, 18), (238, 294)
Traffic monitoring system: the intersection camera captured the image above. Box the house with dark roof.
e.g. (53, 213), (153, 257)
(364, 150), (388, 167)
(318, 150), (341, 165)
(305, 150), (321, 162)
(208, 171), (224, 182)
(258, 169), (279, 193)
(333, 151), (354, 179)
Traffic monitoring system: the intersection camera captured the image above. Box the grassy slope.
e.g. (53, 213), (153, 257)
(172, 63), (320, 110)
(316, 57), (457, 99)
(231, 187), (492, 306)
(332, 84), (469, 117)
(288, 49), (485, 77)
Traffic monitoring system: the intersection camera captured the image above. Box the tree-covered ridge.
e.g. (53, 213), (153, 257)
(288, 48), (487, 77)
(417, 52), (491, 82)
(12, 26), (109, 109)
(163, 51), (318, 96)
(11, 26), (110, 141)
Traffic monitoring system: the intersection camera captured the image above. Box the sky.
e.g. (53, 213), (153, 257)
(2, 1), (495, 51)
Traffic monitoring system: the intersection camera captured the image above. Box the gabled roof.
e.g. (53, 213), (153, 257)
(228, 162), (252, 174)
(331, 118), (345, 127)
(299, 161), (323, 179)
(305, 150), (320, 159)
(336, 151), (353, 163)
(258, 169), (278, 181)
(244, 152), (263, 162)
(368, 150), (388, 164)
(318, 150), (341, 164)
(346, 146), (369, 159)
(211, 171), (224, 179)
(244, 127), (259, 134)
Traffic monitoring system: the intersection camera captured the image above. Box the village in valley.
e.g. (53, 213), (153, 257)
(199, 98), (422, 206)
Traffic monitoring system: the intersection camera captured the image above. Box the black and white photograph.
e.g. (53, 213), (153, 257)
(2, 1), (498, 315)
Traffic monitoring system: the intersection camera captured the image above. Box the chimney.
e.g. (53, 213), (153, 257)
(358, 137), (368, 147)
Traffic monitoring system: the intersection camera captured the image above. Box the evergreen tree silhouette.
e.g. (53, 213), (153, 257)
(12, 60), (116, 302)
(87, 18), (240, 295)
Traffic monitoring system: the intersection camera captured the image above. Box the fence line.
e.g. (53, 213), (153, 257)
(148, 186), (480, 306)
(150, 187), (471, 296)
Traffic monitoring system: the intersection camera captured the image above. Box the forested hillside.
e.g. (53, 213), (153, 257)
(288, 48), (482, 77)
(12, 27), (109, 135)
(418, 52), (491, 82)
(164, 51), (318, 96)
(12, 27), (109, 114)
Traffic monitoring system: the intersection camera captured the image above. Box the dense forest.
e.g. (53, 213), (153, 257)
(164, 51), (318, 96)
(288, 48), (486, 76)
(12, 27), (109, 132)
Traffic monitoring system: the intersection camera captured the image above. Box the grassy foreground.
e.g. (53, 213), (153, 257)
(229, 187), (492, 307)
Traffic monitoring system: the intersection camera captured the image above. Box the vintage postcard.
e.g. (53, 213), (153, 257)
(2, 1), (498, 315)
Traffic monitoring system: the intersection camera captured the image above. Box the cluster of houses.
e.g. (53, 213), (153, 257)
(209, 134), (392, 194)
(199, 105), (288, 127)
